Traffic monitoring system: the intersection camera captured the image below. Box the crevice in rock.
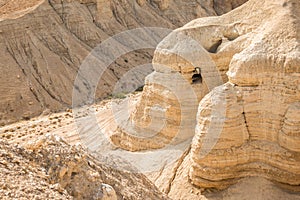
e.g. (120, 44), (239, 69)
(61, 0), (66, 23)
(192, 67), (202, 84)
(30, 87), (42, 103)
(48, 0), (66, 23)
(241, 109), (250, 141)
(48, 0), (62, 20)
(153, 161), (167, 183)
(85, 3), (96, 23)
(165, 145), (191, 195)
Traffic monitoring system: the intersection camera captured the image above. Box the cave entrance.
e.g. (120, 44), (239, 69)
(192, 67), (202, 84)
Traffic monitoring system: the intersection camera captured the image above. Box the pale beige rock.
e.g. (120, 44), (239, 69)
(107, 0), (300, 195)
(108, 1), (248, 151)
(190, 0), (300, 190)
(96, 184), (117, 200)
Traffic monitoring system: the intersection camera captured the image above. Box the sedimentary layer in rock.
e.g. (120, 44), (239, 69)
(190, 0), (300, 189)
(108, 0), (300, 191)
(108, 0), (248, 151)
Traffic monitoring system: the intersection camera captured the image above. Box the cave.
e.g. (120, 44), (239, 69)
(192, 67), (202, 84)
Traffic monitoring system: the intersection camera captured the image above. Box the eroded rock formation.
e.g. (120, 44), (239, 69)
(108, 0), (300, 193)
(0, 0), (247, 125)
(190, 0), (300, 189)
(2, 0), (300, 199)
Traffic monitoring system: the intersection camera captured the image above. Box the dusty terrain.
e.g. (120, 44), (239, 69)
(1, 93), (300, 199)
(0, 127), (169, 199)
(0, 0), (247, 125)
(1, 0), (300, 200)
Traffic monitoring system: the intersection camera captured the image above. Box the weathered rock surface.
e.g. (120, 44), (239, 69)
(4, 0), (300, 199)
(106, 0), (300, 196)
(0, 133), (168, 199)
(0, 141), (72, 199)
(0, 0), (247, 125)
(1, 95), (300, 200)
(108, 3), (244, 150)
(190, 0), (300, 190)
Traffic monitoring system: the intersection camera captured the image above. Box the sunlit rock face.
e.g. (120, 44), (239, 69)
(190, 0), (300, 189)
(109, 0), (300, 191)
(108, 1), (248, 152)
(109, 31), (216, 151)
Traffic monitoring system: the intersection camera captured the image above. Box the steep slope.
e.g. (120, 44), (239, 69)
(0, 0), (247, 125)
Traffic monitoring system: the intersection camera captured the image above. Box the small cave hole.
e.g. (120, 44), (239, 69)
(192, 67), (202, 84)
(207, 39), (222, 53)
(124, 59), (128, 63)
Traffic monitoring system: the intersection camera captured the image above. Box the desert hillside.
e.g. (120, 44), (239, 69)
(0, 0), (247, 125)
(0, 0), (300, 200)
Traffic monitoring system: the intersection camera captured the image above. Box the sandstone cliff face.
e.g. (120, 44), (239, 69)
(0, 0), (247, 125)
(190, 0), (300, 189)
(106, 0), (300, 195)
(108, 0), (251, 152)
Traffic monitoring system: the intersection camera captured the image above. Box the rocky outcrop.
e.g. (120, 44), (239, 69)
(0, 134), (168, 199)
(109, 30), (223, 151)
(107, 0), (300, 194)
(190, 0), (300, 189)
(108, 5), (245, 151)
(0, 0), (247, 125)
(1, 89), (299, 200)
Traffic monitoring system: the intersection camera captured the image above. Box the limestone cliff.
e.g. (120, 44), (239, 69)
(106, 0), (300, 196)
(190, 0), (300, 189)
